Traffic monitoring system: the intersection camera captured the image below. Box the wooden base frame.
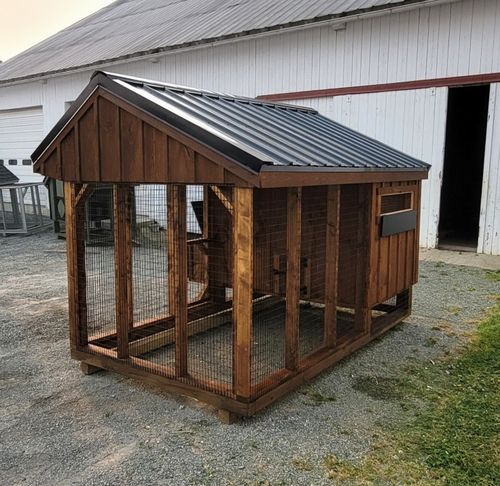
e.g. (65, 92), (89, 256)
(72, 295), (409, 421)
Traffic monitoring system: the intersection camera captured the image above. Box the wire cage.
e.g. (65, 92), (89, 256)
(68, 181), (415, 419)
(0, 183), (51, 236)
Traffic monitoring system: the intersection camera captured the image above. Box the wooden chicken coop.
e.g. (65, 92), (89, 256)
(32, 72), (429, 421)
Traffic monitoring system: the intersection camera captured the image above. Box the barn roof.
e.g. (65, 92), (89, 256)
(1, 0), (437, 84)
(0, 165), (19, 185)
(32, 71), (429, 178)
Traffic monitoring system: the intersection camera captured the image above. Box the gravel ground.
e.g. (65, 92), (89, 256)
(0, 232), (498, 486)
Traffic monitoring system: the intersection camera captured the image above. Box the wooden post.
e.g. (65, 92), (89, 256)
(285, 187), (301, 371)
(355, 184), (373, 335)
(167, 185), (188, 377)
(206, 186), (228, 303)
(64, 182), (88, 349)
(113, 185), (133, 359)
(233, 187), (253, 399)
(324, 185), (340, 348)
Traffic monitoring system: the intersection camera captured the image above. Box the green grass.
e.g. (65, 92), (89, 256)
(325, 300), (500, 485)
(299, 387), (337, 406)
(485, 270), (500, 282)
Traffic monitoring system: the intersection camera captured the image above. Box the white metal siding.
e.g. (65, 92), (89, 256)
(291, 88), (448, 249)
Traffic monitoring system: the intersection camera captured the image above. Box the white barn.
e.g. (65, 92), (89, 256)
(0, 0), (499, 253)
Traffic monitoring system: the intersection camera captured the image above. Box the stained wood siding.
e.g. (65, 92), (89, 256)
(368, 181), (421, 306)
(36, 90), (254, 186)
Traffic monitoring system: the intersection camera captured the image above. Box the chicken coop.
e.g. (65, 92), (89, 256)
(32, 72), (429, 421)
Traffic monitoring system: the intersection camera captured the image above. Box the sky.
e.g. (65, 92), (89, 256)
(0, 0), (116, 62)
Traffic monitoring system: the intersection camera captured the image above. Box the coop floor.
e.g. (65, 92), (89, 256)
(132, 300), (358, 391)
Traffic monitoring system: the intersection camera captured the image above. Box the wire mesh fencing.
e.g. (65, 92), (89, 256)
(77, 182), (410, 401)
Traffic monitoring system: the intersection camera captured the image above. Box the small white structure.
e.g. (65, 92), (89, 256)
(0, 0), (500, 253)
(0, 165), (50, 235)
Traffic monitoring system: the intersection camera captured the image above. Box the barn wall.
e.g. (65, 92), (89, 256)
(478, 83), (500, 255)
(293, 88), (449, 250)
(1, 0), (500, 251)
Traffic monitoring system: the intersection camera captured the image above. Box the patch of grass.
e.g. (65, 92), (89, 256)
(292, 457), (313, 471)
(325, 301), (500, 485)
(446, 305), (462, 315)
(299, 388), (336, 406)
(352, 375), (403, 401)
(485, 270), (500, 282)
(424, 336), (438, 347)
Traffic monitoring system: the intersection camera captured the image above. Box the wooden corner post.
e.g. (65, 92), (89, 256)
(64, 182), (88, 349)
(233, 187), (253, 399)
(286, 187), (302, 371)
(167, 185), (188, 377)
(355, 184), (374, 335)
(113, 184), (133, 359)
(324, 185), (340, 348)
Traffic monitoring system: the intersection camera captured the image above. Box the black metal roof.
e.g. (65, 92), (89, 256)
(0, 165), (19, 186)
(32, 71), (430, 173)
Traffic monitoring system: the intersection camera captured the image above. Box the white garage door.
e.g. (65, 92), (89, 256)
(0, 106), (47, 205)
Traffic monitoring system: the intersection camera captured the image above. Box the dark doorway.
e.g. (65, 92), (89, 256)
(438, 85), (490, 251)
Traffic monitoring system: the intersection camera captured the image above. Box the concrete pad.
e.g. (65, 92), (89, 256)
(420, 248), (500, 270)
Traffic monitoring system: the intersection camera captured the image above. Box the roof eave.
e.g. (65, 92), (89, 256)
(258, 165), (429, 188)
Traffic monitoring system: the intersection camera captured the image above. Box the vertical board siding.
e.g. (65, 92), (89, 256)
(370, 181), (420, 306)
(119, 108), (144, 182)
(479, 83), (500, 254)
(78, 104), (99, 181)
(143, 124), (169, 181)
(98, 97), (120, 181)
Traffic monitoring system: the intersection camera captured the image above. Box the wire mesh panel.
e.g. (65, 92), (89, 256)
(132, 185), (169, 324)
(251, 188), (288, 391)
(298, 186), (327, 360)
(185, 185), (234, 396)
(103, 184), (235, 395)
(0, 185), (50, 234)
(0, 187), (23, 231)
(83, 186), (116, 346)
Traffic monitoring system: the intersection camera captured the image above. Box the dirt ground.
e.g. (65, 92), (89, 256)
(0, 231), (498, 486)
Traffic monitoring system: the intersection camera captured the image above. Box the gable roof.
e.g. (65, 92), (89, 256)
(0, 0), (439, 84)
(32, 71), (429, 182)
(0, 165), (19, 185)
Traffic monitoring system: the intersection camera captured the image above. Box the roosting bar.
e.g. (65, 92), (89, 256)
(32, 72), (430, 421)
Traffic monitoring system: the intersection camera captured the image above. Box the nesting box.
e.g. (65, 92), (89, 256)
(32, 72), (429, 421)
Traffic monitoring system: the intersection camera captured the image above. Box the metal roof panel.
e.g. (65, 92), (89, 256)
(32, 71), (430, 173)
(1, 0), (435, 83)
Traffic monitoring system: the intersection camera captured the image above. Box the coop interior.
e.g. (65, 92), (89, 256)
(78, 183), (413, 403)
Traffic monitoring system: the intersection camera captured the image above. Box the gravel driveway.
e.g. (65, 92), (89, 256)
(0, 232), (498, 486)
